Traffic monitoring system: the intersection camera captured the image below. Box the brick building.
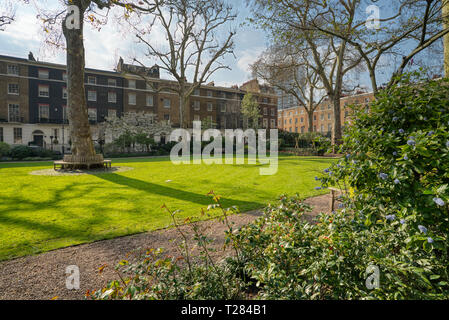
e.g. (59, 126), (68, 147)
(277, 92), (375, 134)
(0, 53), (278, 152)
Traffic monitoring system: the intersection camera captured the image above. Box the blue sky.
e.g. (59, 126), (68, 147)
(0, 0), (269, 88)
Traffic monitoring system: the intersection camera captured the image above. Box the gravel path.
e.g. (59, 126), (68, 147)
(0, 194), (331, 300)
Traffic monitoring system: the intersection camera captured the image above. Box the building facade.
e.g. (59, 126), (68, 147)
(277, 92), (375, 134)
(0, 53), (278, 153)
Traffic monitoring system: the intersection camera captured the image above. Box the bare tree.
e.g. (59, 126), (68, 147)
(33, 0), (156, 159)
(248, 0), (363, 145)
(251, 44), (326, 133)
(283, 0), (449, 94)
(0, 0), (16, 31)
(132, 0), (236, 128)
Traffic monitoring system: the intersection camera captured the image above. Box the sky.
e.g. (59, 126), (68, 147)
(0, 0), (269, 88)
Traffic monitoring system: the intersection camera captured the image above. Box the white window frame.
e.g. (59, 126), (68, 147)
(62, 87), (67, 99)
(128, 79), (136, 88)
(220, 103), (226, 113)
(88, 90), (97, 102)
(108, 91), (117, 103)
(38, 85), (50, 98)
(8, 83), (19, 95)
(38, 69), (49, 79)
(13, 127), (22, 144)
(88, 108), (97, 121)
(146, 95), (153, 107)
(108, 78), (116, 87)
(193, 100), (200, 111)
(128, 93), (136, 105)
(207, 103), (213, 111)
(163, 99), (171, 108)
(87, 76), (96, 85)
(8, 104), (20, 122)
(38, 104), (50, 121)
(7, 64), (19, 75)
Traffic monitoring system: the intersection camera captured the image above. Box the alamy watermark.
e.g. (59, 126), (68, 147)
(365, 265), (380, 289)
(169, 121), (278, 175)
(65, 5), (80, 30)
(66, 265), (80, 290)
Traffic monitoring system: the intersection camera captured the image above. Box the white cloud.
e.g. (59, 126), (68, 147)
(236, 47), (265, 74)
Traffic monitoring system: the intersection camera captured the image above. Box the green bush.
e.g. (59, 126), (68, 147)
(9, 145), (34, 160)
(321, 74), (449, 247)
(0, 142), (10, 158)
(233, 195), (449, 299)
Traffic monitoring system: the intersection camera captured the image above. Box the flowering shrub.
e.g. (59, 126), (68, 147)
(320, 74), (449, 251)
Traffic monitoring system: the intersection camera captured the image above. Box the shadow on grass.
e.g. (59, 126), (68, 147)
(96, 173), (261, 209)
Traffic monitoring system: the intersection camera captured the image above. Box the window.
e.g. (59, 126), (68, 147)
(295, 127), (298, 133)
(207, 90), (213, 97)
(38, 104), (49, 121)
(8, 84), (19, 95)
(128, 79), (136, 88)
(128, 93), (136, 105)
(38, 69), (49, 79)
(263, 118), (268, 128)
(220, 103), (226, 113)
(271, 108), (275, 116)
(87, 76), (96, 85)
(328, 113), (331, 120)
(301, 118), (304, 123)
(88, 108), (97, 121)
(108, 109), (116, 118)
(289, 119), (292, 124)
(163, 99), (171, 108)
(295, 118), (298, 123)
(88, 90), (97, 102)
(38, 85), (49, 97)
(193, 101), (200, 111)
(194, 114), (200, 121)
(108, 78), (116, 86)
(207, 103), (213, 112)
(7, 64), (19, 75)
(301, 126), (305, 133)
(328, 104), (331, 110)
(207, 115), (213, 123)
(320, 124), (324, 132)
(164, 114), (170, 121)
(0, 127), (3, 142)
(62, 72), (67, 81)
(62, 105), (67, 121)
(63, 87), (68, 99)
(313, 115), (316, 121)
(54, 129), (59, 138)
(108, 91), (117, 103)
(320, 104), (324, 110)
(13, 128), (22, 144)
(300, 109), (304, 114)
(146, 95), (153, 106)
(270, 119), (276, 128)
(194, 89), (200, 96)
(328, 124), (332, 132)
(320, 114), (324, 120)
(263, 107), (268, 115)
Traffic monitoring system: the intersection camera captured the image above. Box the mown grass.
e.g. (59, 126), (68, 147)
(0, 155), (337, 261)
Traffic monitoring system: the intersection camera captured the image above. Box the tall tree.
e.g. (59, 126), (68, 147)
(248, 0), (363, 145)
(132, 0), (236, 128)
(241, 93), (261, 130)
(37, 0), (155, 158)
(251, 44), (326, 133)
(443, 0), (449, 76)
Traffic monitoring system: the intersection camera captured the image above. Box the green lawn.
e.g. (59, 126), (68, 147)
(0, 156), (336, 261)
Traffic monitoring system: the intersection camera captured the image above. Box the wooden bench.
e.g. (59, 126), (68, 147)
(54, 154), (112, 171)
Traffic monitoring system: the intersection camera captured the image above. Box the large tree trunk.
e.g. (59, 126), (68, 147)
(331, 94), (343, 146)
(443, 0), (449, 77)
(307, 108), (314, 133)
(62, 1), (96, 157)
